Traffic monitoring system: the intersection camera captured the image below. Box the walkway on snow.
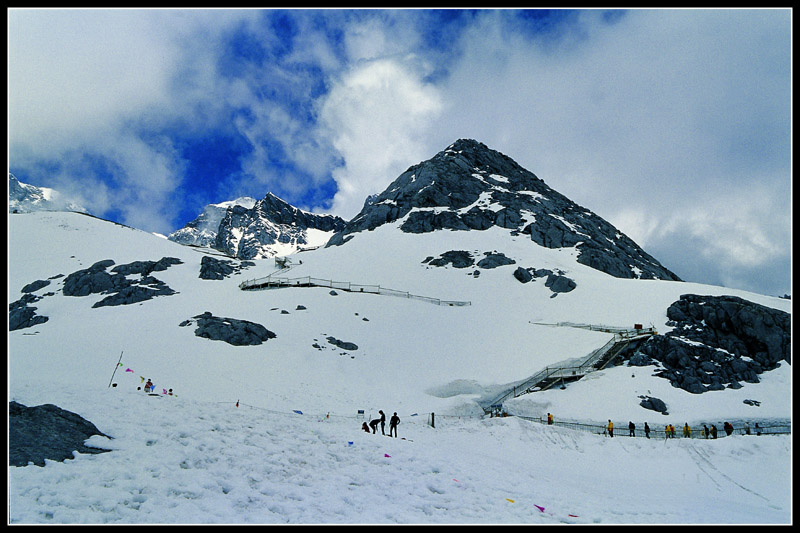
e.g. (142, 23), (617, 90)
(478, 322), (657, 414)
(238, 258), (471, 307)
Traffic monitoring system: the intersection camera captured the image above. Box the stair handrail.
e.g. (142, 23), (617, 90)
(480, 328), (656, 411)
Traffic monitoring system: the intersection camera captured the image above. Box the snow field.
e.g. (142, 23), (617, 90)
(8, 212), (792, 524)
(8, 382), (791, 524)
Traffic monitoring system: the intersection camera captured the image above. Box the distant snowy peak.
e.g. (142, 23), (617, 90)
(168, 196), (257, 248)
(194, 192), (347, 260)
(8, 174), (88, 215)
(327, 139), (681, 281)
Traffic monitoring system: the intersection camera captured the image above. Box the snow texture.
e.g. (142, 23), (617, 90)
(8, 211), (791, 524)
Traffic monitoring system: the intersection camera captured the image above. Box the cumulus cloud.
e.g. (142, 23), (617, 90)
(318, 57), (444, 218)
(417, 9), (790, 291)
(8, 9), (250, 233)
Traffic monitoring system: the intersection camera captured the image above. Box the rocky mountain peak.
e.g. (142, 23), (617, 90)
(9, 174), (88, 214)
(212, 193), (346, 260)
(326, 140), (681, 282)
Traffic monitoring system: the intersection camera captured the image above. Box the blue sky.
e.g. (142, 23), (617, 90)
(8, 8), (791, 297)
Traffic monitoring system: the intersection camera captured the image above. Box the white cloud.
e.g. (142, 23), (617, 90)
(318, 57), (444, 219)
(8, 9), (250, 232)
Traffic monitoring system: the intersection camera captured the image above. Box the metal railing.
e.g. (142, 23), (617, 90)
(480, 329), (655, 412)
(514, 415), (791, 439)
(239, 275), (471, 307)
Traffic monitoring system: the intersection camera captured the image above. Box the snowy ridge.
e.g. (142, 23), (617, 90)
(9, 173), (88, 214)
(8, 203), (790, 523)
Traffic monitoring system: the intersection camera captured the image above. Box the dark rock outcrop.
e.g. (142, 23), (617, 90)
(512, 267), (576, 295)
(639, 396), (669, 415)
(9, 293), (49, 331)
(198, 255), (255, 280)
(634, 294), (790, 393)
(9, 401), (111, 467)
(61, 258), (182, 308)
(191, 311), (276, 346)
(326, 336), (358, 351)
(21, 279), (51, 293)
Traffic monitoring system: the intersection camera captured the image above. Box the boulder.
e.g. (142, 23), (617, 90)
(513, 266), (532, 283)
(639, 396), (668, 415)
(10, 401), (111, 467)
(192, 312), (276, 346)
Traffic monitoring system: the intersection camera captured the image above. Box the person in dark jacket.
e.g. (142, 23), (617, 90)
(379, 410), (386, 435)
(362, 422), (370, 433)
(644, 422), (650, 439)
(628, 421), (635, 437)
(369, 418), (380, 434)
(389, 412), (400, 437)
(710, 424), (718, 439)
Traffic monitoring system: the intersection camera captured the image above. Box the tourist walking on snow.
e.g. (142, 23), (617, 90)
(379, 410), (386, 435)
(703, 424), (710, 439)
(628, 421), (635, 437)
(389, 412), (400, 437)
(724, 421), (734, 436)
(547, 413), (553, 425)
(144, 379), (153, 393)
(607, 420), (614, 438)
(710, 424), (718, 439)
(683, 423), (691, 438)
(644, 422), (650, 439)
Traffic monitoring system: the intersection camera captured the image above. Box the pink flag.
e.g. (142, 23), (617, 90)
(125, 368), (134, 373)
(384, 454), (391, 457)
(534, 505), (545, 513)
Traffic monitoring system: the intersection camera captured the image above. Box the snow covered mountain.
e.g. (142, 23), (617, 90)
(169, 193), (346, 259)
(7, 139), (791, 524)
(167, 196), (257, 248)
(329, 139), (680, 282)
(9, 173), (88, 214)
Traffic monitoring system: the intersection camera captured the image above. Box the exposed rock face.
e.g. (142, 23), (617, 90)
(9, 293), (49, 331)
(512, 267), (576, 295)
(327, 139), (680, 282)
(198, 255), (255, 280)
(9, 173), (88, 214)
(326, 336), (358, 351)
(191, 312), (276, 346)
(634, 294), (791, 393)
(423, 250), (516, 270)
(639, 396), (669, 415)
(168, 197), (257, 248)
(9, 401), (111, 467)
(62, 258), (182, 308)
(212, 193), (346, 260)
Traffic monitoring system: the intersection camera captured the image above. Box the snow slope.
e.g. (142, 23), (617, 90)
(7, 211), (792, 524)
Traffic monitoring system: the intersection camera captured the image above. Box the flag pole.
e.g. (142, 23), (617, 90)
(107, 351), (124, 388)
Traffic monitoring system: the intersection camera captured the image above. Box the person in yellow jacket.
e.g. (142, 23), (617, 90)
(607, 420), (614, 437)
(683, 423), (691, 438)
